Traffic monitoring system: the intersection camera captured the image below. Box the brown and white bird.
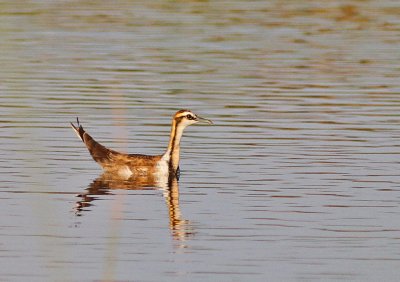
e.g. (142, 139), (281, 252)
(70, 110), (212, 178)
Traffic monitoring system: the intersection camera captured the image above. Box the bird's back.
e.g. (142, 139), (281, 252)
(71, 119), (164, 177)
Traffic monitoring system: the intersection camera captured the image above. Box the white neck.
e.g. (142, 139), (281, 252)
(163, 119), (186, 173)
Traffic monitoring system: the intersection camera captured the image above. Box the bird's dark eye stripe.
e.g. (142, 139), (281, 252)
(186, 114), (195, 120)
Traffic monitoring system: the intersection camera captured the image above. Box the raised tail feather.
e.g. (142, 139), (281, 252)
(70, 117), (85, 142)
(70, 117), (117, 167)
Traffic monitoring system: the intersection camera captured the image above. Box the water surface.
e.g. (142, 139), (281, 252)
(1, 1), (400, 281)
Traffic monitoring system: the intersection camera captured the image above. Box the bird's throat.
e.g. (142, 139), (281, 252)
(166, 119), (185, 173)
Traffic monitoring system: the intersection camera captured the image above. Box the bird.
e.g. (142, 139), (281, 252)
(70, 109), (213, 179)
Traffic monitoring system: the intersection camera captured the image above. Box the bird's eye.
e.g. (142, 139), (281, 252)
(186, 114), (194, 120)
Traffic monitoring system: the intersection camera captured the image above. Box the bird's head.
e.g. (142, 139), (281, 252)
(173, 109), (213, 128)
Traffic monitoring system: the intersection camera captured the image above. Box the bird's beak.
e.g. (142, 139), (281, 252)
(196, 116), (213, 125)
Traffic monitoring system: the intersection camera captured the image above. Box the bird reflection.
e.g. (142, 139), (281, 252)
(75, 172), (194, 242)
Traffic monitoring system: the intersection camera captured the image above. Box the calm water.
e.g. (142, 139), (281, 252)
(1, 1), (400, 281)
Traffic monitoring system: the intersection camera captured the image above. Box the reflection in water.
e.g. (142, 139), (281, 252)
(2, 0), (400, 280)
(75, 172), (193, 242)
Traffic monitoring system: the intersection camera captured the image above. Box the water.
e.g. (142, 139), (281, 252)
(1, 1), (400, 281)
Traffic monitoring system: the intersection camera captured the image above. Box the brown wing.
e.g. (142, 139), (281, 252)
(70, 118), (121, 168)
(70, 118), (162, 172)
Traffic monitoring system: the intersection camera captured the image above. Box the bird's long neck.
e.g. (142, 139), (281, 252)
(165, 119), (185, 173)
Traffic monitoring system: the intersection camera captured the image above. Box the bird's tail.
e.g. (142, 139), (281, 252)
(70, 118), (116, 167)
(70, 117), (86, 142)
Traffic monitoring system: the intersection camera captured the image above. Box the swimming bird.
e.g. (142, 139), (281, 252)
(70, 110), (212, 178)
